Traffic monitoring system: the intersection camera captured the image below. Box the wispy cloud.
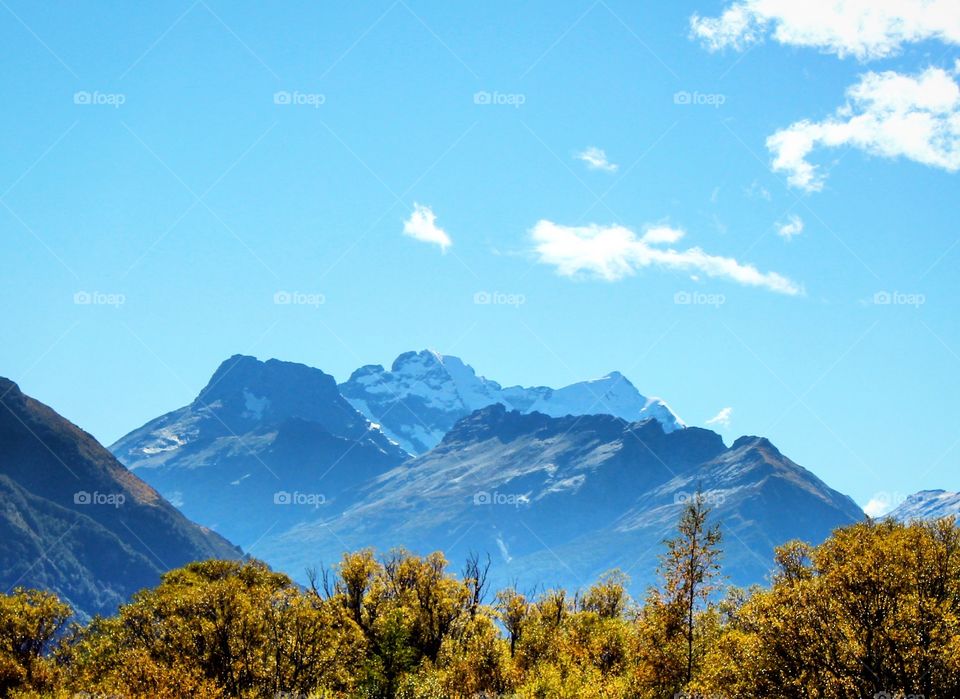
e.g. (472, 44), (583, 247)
(744, 180), (772, 201)
(767, 66), (960, 191)
(575, 146), (618, 172)
(777, 214), (804, 240)
(691, 0), (960, 60)
(403, 203), (451, 252)
(531, 220), (801, 295)
(705, 407), (733, 428)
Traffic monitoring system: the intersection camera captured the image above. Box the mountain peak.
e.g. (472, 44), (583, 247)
(341, 351), (685, 454)
(0, 377), (21, 397)
(194, 355), (341, 423)
(113, 354), (406, 477)
(391, 349), (444, 373)
(731, 435), (781, 456)
(889, 490), (960, 522)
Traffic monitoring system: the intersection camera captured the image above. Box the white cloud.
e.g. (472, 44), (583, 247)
(530, 220), (801, 295)
(403, 203), (451, 251)
(705, 407), (733, 428)
(691, 0), (960, 60)
(767, 67), (960, 190)
(575, 146), (618, 172)
(777, 214), (804, 240)
(862, 491), (905, 517)
(640, 225), (685, 245)
(862, 497), (890, 517)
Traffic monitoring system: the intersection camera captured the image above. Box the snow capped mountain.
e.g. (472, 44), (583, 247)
(110, 355), (409, 548)
(888, 490), (960, 521)
(106, 353), (864, 596)
(339, 350), (685, 454)
(113, 354), (405, 467)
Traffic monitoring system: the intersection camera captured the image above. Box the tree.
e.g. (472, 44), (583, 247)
(694, 517), (960, 698)
(495, 585), (529, 658)
(633, 489), (722, 696)
(661, 489), (722, 685)
(0, 588), (70, 695)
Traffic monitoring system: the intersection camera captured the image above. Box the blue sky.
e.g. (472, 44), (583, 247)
(2, 1), (958, 515)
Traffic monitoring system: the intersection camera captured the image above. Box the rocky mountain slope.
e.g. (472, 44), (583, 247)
(110, 355), (410, 549)
(889, 490), (960, 521)
(263, 404), (863, 592)
(0, 378), (240, 619)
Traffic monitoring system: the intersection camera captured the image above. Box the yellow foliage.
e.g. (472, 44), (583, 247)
(2, 514), (959, 699)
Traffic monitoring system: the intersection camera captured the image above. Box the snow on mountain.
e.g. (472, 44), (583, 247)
(888, 490), (960, 522)
(110, 355), (410, 548)
(339, 350), (685, 454)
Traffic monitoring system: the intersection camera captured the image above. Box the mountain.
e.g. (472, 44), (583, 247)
(0, 377), (240, 619)
(263, 404), (863, 592)
(888, 490), (960, 521)
(109, 353), (861, 595)
(110, 355), (410, 550)
(339, 349), (684, 454)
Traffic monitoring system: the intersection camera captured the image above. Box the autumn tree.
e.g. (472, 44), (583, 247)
(631, 490), (723, 697)
(663, 490), (722, 684)
(694, 517), (960, 699)
(0, 588), (70, 695)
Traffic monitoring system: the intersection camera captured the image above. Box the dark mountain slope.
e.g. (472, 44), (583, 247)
(0, 378), (240, 618)
(110, 355), (410, 548)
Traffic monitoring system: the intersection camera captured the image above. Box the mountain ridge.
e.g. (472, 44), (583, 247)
(340, 349), (685, 454)
(263, 403), (862, 592)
